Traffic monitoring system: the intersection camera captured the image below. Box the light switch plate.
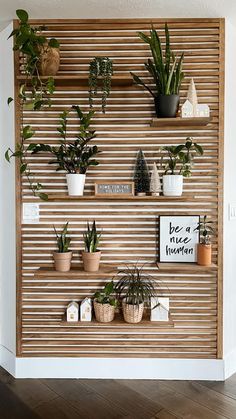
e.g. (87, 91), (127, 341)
(229, 204), (236, 220)
(22, 203), (40, 223)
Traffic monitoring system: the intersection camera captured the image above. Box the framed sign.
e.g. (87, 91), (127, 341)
(159, 215), (200, 263)
(95, 181), (134, 197)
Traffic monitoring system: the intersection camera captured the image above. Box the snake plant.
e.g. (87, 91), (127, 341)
(83, 221), (101, 253)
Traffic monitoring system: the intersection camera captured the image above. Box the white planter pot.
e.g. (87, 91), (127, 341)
(162, 175), (183, 196)
(66, 174), (86, 196)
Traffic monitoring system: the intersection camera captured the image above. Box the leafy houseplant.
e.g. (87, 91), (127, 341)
(94, 281), (118, 323)
(196, 215), (215, 266)
(82, 221), (102, 272)
(53, 222), (72, 272)
(133, 149), (150, 195)
(89, 57), (113, 113)
(30, 105), (100, 196)
(131, 23), (184, 118)
(161, 137), (203, 196)
(9, 9), (60, 111)
(115, 264), (158, 323)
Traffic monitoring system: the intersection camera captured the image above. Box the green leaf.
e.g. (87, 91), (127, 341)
(194, 143), (204, 155)
(16, 9), (29, 23)
(20, 163), (27, 173)
(7, 97), (13, 106)
(5, 149), (11, 162)
(38, 193), (48, 201)
(48, 38), (60, 48)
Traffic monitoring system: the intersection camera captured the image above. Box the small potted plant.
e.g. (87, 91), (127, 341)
(30, 105), (100, 196)
(196, 215), (215, 266)
(53, 222), (72, 272)
(82, 221), (101, 272)
(89, 56), (113, 113)
(94, 281), (118, 323)
(115, 264), (158, 324)
(161, 137), (203, 196)
(131, 24), (184, 118)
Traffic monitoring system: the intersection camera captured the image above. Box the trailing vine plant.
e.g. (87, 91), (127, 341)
(89, 57), (113, 113)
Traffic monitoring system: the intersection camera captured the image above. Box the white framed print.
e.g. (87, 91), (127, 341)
(159, 215), (200, 263)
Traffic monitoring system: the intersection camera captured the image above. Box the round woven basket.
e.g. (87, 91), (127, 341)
(122, 301), (144, 323)
(94, 300), (115, 323)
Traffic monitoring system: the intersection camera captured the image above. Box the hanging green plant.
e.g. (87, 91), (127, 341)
(88, 57), (113, 113)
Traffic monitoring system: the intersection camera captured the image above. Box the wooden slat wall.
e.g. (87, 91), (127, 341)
(15, 18), (224, 358)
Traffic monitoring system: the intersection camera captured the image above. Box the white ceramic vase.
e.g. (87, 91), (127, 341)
(162, 175), (183, 196)
(66, 174), (86, 196)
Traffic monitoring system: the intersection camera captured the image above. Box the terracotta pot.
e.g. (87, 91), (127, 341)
(38, 44), (60, 76)
(53, 251), (72, 272)
(197, 244), (212, 266)
(122, 301), (144, 324)
(82, 251), (101, 272)
(94, 300), (115, 323)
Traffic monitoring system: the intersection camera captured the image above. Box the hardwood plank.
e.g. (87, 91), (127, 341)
(0, 380), (39, 419)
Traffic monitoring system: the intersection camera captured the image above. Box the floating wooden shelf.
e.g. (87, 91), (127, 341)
(61, 314), (174, 328)
(34, 264), (117, 278)
(17, 74), (133, 87)
(157, 262), (217, 272)
(46, 194), (189, 202)
(151, 117), (212, 127)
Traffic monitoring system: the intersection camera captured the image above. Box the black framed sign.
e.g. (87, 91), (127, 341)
(159, 215), (200, 263)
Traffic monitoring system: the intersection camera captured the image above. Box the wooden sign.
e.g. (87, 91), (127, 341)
(159, 215), (200, 263)
(95, 181), (134, 196)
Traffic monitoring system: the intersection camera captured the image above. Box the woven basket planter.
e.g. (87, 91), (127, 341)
(122, 301), (144, 324)
(94, 300), (115, 323)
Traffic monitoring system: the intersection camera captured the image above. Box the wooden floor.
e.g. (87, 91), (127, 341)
(1, 367), (236, 418)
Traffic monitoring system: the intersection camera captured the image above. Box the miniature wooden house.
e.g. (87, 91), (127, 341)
(195, 104), (210, 117)
(181, 100), (194, 118)
(66, 301), (79, 322)
(80, 297), (92, 322)
(150, 297), (169, 321)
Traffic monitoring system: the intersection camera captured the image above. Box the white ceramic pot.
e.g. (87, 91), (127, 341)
(66, 174), (86, 196)
(162, 175), (183, 196)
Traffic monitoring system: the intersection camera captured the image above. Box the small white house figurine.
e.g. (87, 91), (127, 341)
(150, 297), (169, 321)
(80, 297), (92, 322)
(195, 104), (210, 117)
(66, 301), (79, 322)
(150, 162), (161, 196)
(181, 100), (194, 118)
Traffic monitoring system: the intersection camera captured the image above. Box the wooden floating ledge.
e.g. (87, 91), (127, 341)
(46, 194), (189, 202)
(151, 117), (212, 127)
(157, 262), (217, 272)
(17, 74), (133, 87)
(61, 315), (174, 328)
(34, 264), (117, 278)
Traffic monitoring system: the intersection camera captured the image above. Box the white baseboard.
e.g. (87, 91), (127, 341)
(224, 347), (236, 379)
(0, 346), (226, 380)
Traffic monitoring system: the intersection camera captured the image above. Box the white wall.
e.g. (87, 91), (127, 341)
(0, 23), (16, 363)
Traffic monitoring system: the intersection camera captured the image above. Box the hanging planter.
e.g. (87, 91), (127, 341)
(131, 24), (184, 118)
(89, 56), (113, 113)
(38, 42), (60, 76)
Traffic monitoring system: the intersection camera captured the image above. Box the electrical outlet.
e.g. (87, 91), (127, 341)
(229, 204), (236, 220)
(23, 203), (40, 223)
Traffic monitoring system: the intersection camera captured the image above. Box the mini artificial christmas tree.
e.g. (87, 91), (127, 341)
(150, 162), (161, 196)
(187, 78), (198, 116)
(133, 149), (150, 195)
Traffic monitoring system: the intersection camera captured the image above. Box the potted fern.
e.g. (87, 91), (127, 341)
(30, 105), (100, 196)
(94, 281), (118, 323)
(82, 221), (101, 272)
(53, 222), (72, 272)
(131, 23), (184, 118)
(115, 264), (158, 324)
(161, 137), (203, 196)
(196, 216), (215, 266)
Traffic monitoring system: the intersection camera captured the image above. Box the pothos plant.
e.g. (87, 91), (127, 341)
(8, 9), (59, 111)
(94, 281), (118, 307)
(161, 137), (203, 177)
(89, 56), (113, 113)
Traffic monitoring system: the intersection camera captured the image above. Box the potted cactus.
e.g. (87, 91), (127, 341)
(161, 137), (203, 196)
(196, 216), (215, 266)
(131, 24), (184, 118)
(82, 221), (101, 272)
(94, 281), (118, 323)
(53, 222), (72, 272)
(115, 264), (158, 324)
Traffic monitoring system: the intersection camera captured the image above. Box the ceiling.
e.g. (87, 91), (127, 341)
(0, 0), (235, 31)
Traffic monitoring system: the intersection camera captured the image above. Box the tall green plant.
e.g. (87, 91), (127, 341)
(161, 137), (203, 176)
(83, 221), (101, 253)
(131, 23), (184, 96)
(54, 222), (71, 253)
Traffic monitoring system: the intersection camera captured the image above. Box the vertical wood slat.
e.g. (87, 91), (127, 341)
(15, 18), (224, 358)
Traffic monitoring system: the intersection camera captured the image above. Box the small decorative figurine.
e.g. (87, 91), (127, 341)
(66, 301), (79, 322)
(80, 297), (92, 322)
(150, 297), (169, 321)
